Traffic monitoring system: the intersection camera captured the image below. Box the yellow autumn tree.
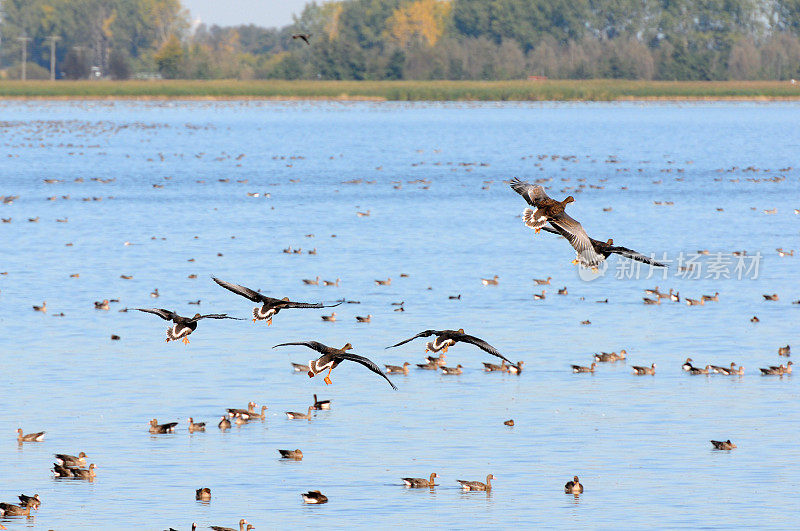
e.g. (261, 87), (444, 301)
(386, 0), (452, 48)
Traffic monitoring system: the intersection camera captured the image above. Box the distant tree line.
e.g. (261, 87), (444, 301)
(2, 0), (800, 80)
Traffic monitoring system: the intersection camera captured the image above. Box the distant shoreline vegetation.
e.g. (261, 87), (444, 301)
(0, 80), (799, 101)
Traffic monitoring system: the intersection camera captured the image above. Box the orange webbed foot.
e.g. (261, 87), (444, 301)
(324, 376), (332, 385)
(252, 318), (257, 323)
(571, 259), (580, 265)
(267, 319), (272, 326)
(535, 228), (541, 234)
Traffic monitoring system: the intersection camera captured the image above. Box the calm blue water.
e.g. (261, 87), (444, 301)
(1, 100), (799, 529)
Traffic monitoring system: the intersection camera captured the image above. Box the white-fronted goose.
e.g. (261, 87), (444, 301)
(320, 312), (336, 322)
(533, 277), (552, 285)
(504, 419), (515, 426)
(711, 440), (736, 450)
(18, 494), (40, 510)
(760, 365), (784, 375)
(55, 452), (86, 467)
(387, 329), (512, 365)
(17, 428), (44, 442)
(278, 449), (303, 460)
(457, 474), (493, 491)
(402, 473), (438, 488)
(702, 292), (719, 302)
(188, 418), (206, 432)
(689, 365), (710, 375)
(218, 416), (231, 430)
(483, 360), (507, 372)
(657, 289), (673, 300)
(537, 224), (666, 269)
(71, 463), (97, 480)
(302, 276), (320, 285)
(682, 358), (694, 371)
(0, 503), (30, 517)
(711, 362), (738, 375)
(196, 488), (211, 501)
(94, 299), (109, 310)
(385, 362), (410, 374)
(149, 419), (178, 434)
(53, 463), (74, 478)
(643, 297), (660, 305)
(33, 302), (46, 313)
(557, 286), (568, 295)
(312, 394), (331, 410)
(356, 315), (372, 322)
(764, 293), (779, 301)
(292, 362), (311, 372)
(210, 519), (253, 531)
(441, 364), (463, 375)
(564, 476), (584, 493)
(302, 490), (328, 504)
(322, 278), (340, 287)
(507, 361), (524, 374)
(533, 291), (546, 300)
(481, 275), (499, 286)
(375, 278), (391, 286)
(134, 308), (240, 344)
(632, 363), (656, 375)
(779, 345), (791, 356)
(685, 298), (704, 306)
(572, 363), (596, 373)
(274, 341), (397, 389)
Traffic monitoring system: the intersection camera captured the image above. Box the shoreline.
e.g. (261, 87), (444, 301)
(1, 79), (799, 101)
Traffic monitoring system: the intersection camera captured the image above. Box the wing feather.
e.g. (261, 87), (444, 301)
(273, 341), (330, 355)
(455, 334), (512, 364)
(212, 277), (266, 302)
(134, 308), (179, 321)
(509, 178), (549, 207)
(337, 353), (398, 390)
(385, 330), (439, 349)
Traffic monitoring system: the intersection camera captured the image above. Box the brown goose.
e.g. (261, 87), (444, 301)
(507, 361), (524, 374)
(481, 275), (499, 286)
(387, 329), (512, 365)
(457, 474), (494, 491)
(632, 363), (656, 375)
(212, 277), (340, 325)
(149, 419), (178, 434)
(210, 519), (253, 531)
(218, 416), (231, 430)
(402, 473), (438, 488)
(537, 225), (666, 269)
(564, 476), (584, 494)
(55, 452), (87, 467)
(286, 406), (315, 420)
(533, 277), (552, 285)
(385, 362), (411, 374)
(711, 440), (736, 450)
(196, 488), (211, 501)
(355, 314), (372, 323)
(302, 491), (328, 504)
(685, 298), (704, 306)
(17, 494), (40, 510)
(134, 308), (240, 344)
(702, 292), (720, 302)
(572, 363), (596, 373)
(643, 297), (660, 305)
(763, 293), (779, 301)
(682, 358), (694, 371)
(312, 394), (331, 410)
(71, 463), (97, 480)
(320, 312), (337, 322)
(273, 341), (397, 389)
(779, 345), (791, 356)
(278, 449), (303, 460)
(291, 362), (311, 372)
(375, 278), (391, 286)
(441, 364), (463, 375)
(188, 418), (206, 433)
(302, 276), (320, 285)
(594, 350), (627, 362)
(689, 365), (710, 375)
(0, 503), (30, 517)
(16, 428), (44, 442)
(483, 360), (507, 372)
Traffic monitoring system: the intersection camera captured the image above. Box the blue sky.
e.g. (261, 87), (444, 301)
(183, 0), (324, 28)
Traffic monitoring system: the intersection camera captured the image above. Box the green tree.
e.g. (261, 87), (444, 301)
(154, 34), (184, 78)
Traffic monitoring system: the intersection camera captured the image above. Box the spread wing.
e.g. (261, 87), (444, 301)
(273, 341), (331, 355)
(385, 330), (439, 349)
(278, 300), (341, 309)
(212, 276), (266, 303)
(509, 178), (549, 207)
(134, 308), (179, 321)
(549, 212), (603, 266)
(190, 313), (241, 323)
(605, 244), (667, 267)
(337, 353), (398, 390)
(454, 334), (512, 364)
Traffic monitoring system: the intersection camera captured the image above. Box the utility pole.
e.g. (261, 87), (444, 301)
(47, 35), (60, 80)
(17, 35), (31, 80)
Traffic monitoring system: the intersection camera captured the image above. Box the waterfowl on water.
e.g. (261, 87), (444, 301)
(302, 490), (328, 504)
(210, 519), (254, 531)
(278, 449), (303, 459)
(483, 360), (507, 372)
(196, 488), (211, 501)
(507, 361), (524, 374)
(402, 473), (438, 488)
(457, 474), (494, 491)
(18, 494), (40, 510)
(777, 248), (794, 257)
(375, 278), (391, 286)
(320, 312), (337, 322)
(94, 299), (109, 310)
(55, 452), (86, 467)
(657, 289), (673, 300)
(53, 463), (74, 478)
(416, 360), (439, 370)
(273, 341), (397, 389)
(302, 276), (320, 285)
(481, 275), (499, 286)
(558, 287), (568, 295)
(682, 358), (694, 371)
(685, 298), (704, 306)
(441, 364), (463, 375)
(355, 314), (372, 322)
(763, 293), (779, 301)
(17, 428), (44, 442)
(387, 329), (512, 365)
(572, 363), (596, 373)
(385, 362), (410, 374)
(643, 297), (660, 305)
(750, 316), (760, 323)
(33, 302), (46, 313)
(702, 292), (719, 302)
(188, 418), (206, 432)
(212, 277), (339, 325)
(533, 277), (552, 285)
(645, 286), (660, 295)
(632, 363), (656, 375)
(767, 361), (793, 374)
(425, 353), (447, 366)
(779, 345), (791, 356)
(70, 463), (97, 479)
(322, 278), (340, 286)
(218, 416), (231, 430)
(594, 350), (627, 362)
(564, 476), (584, 494)
(760, 365), (784, 375)
(711, 440), (737, 450)
(669, 291), (680, 302)
(134, 308), (240, 344)
(149, 419), (178, 434)
(711, 363), (738, 375)
(0, 503), (30, 517)
(312, 394), (331, 410)
(533, 291), (546, 300)
(504, 419), (515, 426)
(689, 365), (710, 375)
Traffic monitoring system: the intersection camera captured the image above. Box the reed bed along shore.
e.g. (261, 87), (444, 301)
(1, 79), (800, 101)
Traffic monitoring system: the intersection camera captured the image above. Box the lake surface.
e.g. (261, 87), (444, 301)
(0, 100), (799, 529)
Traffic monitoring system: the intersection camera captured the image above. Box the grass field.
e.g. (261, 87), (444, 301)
(0, 79), (799, 101)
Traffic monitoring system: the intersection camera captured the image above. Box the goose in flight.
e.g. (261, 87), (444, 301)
(386, 329), (514, 367)
(273, 341), (397, 389)
(133, 308), (240, 343)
